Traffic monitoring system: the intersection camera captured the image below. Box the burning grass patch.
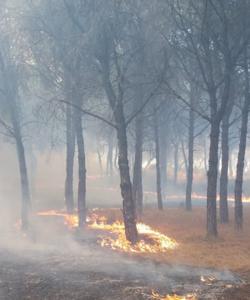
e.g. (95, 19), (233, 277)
(151, 290), (197, 300)
(36, 210), (178, 254)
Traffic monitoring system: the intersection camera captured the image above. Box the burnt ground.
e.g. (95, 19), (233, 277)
(0, 229), (246, 300)
(218, 271), (250, 300)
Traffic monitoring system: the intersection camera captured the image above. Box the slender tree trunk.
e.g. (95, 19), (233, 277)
(116, 105), (138, 243)
(132, 112), (144, 216)
(10, 102), (31, 230)
(204, 138), (208, 175)
(114, 145), (118, 170)
(229, 151), (234, 178)
(185, 101), (194, 211)
(219, 114), (230, 223)
(235, 52), (250, 230)
(160, 127), (168, 200)
(65, 103), (75, 213)
(154, 110), (163, 210)
(181, 140), (188, 178)
(101, 58), (138, 243)
(16, 135), (31, 230)
(207, 119), (220, 237)
(97, 149), (103, 176)
(74, 103), (86, 228)
(106, 134), (114, 177)
(174, 144), (179, 185)
(234, 108), (248, 230)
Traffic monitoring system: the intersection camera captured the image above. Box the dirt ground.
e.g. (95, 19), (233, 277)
(0, 235), (243, 300)
(145, 206), (250, 300)
(100, 206), (250, 271)
(100, 206), (250, 299)
(0, 206), (250, 299)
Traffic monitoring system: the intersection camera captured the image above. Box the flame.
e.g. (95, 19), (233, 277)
(143, 191), (250, 203)
(36, 210), (178, 253)
(89, 217), (178, 253)
(152, 291), (196, 300)
(191, 192), (250, 203)
(37, 210), (78, 228)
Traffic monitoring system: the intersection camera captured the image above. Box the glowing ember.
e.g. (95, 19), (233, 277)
(152, 291), (196, 300)
(200, 275), (216, 285)
(36, 210), (178, 253)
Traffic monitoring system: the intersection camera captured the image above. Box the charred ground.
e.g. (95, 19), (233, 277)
(0, 207), (249, 300)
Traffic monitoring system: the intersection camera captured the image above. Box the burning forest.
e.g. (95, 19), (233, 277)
(0, 0), (250, 299)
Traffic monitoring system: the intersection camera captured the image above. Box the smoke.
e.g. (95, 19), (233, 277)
(0, 217), (240, 288)
(0, 145), (241, 298)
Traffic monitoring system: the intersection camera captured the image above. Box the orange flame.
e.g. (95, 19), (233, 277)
(37, 210), (78, 228)
(36, 210), (178, 253)
(152, 291), (196, 300)
(89, 217), (178, 253)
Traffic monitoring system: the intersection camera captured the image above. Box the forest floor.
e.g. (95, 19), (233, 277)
(0, 206), (249, 299)
(101, 206), (250, 271)
(99, 206), (250, 299)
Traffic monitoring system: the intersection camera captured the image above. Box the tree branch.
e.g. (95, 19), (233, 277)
(58, 100), (118, 129)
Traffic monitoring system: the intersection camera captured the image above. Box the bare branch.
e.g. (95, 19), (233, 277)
(57, 100), (118, 129)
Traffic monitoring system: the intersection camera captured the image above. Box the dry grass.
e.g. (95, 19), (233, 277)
(102, 206), (250, 272)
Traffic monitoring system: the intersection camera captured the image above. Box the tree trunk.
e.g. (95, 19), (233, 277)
(154, 110), (163, 210)
(97, 149), (103, 176)
(10, 102), (31, 230)
(234, 107), (248, 230)
(174, 144), (179, 185)
(229, 151), (234, 178)
(132, 112), (144, 216)
(74, 105), (86, 228)
(204, 138), (208, 175)
(219, 114), (230, 223)
(181, 140), (188, 179)
(65, 103), (75, 213)
(101, 57), (138, 244)
(106, 134), (114, 177)
(185, 101), (194, 211)
(235, 52), (250, 230)
(207, 120), (220, 237)
(160, 127), (168, 200)
(116, 106), (138, 243)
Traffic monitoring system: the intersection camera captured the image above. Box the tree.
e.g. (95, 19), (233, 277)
(169, 0), (249, 237)
(185, 84), (195, 211)
(26, 0), (89, 224)
(235, 39), (250, 230)
(0, 15), (31, 230)
(153, 107), (163, 210)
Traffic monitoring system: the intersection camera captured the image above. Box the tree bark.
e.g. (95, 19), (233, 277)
(10, 101), (31, 230)
(219, 114), (230, 223)
(160, 126), (168, 200)
(116, 104), (138, 243)
(65, 103), (75, 213)
(234, 107), (248, 230)
(185, 99), (194, 211)
(229, 151), (234, 178)
(174, 143), (179, 185)
(74, 102), (86, 228)
(100, 42), (138, 243)
(235, 51), (250, 230)
(207, 120), (220, 237)
(132, 112), (144, 216)
(97, 149), (103, 176)
(154, 110), (163, 210)
(204, 138), (208, 175)
(106, 134), (114, 177)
